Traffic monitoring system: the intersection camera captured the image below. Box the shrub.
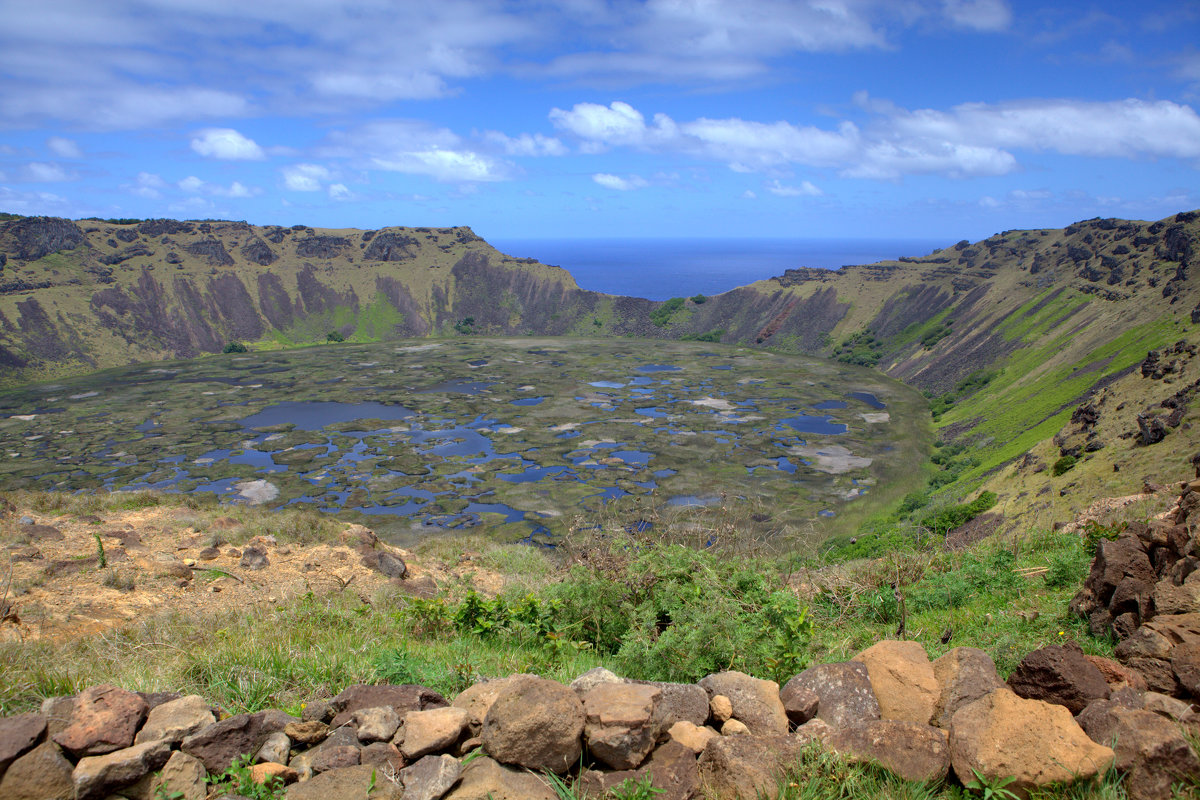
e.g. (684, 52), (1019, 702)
(1051, 455), (1077, 476)
(325, 330), (345, 342)
(650, 297), (686, 328)
(222, 341), (248, 354)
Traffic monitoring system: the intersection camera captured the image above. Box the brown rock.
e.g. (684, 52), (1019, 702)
(721, 719), (750, 736)
(778, 684), (818, 727)
(239, 545), (269, 570)
(254, 730), (290, 765)
(578, 741), (699, 800)
(699, 671), (787, 735)
(1116, 612), (1200, 694)
(826, 720), (950, 783)
(401, 706), (472, 760)
(1171, 640), (1200, 696)
(400, 754), (462, 800)
(250, 761), (298, 786)
(931, 647), (1005, 730)
(53, 684), (148, 757)
(284, 718), (328, 745)
(443, 755), (557, 800)
(667, 721), (719, 754)
(633, 680), (710, 729)
(482, 676), (583, 774)
(949, 689), (1114, 797)
(710, 695), (732, 724)
(782, 662), (880, 729)
(698, 733), (805, 800)
(72, 738), (172, 800)
(569, 667), (624, 696)
(0, 742), (74, 800)
(0, 713), (46, 773)
(360, 741), (405, 773)
(1142, 691), (1200, 723)
(291, 726), (361, 775)
(1006, 641), (1110, 714)
(328, 683), (449, 728)
(1078, 704), (1200, 800)
(134, 694), (214, 745)
(1154, 582), (1200, 616)
(583, 682), (663, 770)
(180, 711), (271, 773)
(39, 696), (74, 739)
(1084, 654), (1148, 692)
(452, 675), (533, 731)
(354, 705), (401, 743)
(853, 640), (938, 725)
(286, 764), (402, 800)
(156, 750), (207, 800)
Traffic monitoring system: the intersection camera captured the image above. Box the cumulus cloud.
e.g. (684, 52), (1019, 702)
(128, 172), (166, 199)
(483, 131), (567, 157)
(552, 96), (1200, 181)
(592, 173), (648, 191)
(281, 163), (333, 191)
(46, 137), (82, 158)
(22, 162), (74, 182)
(178, 174), (260, 197)
(328, 183), (353, 201)
(190, 128), (265, 160)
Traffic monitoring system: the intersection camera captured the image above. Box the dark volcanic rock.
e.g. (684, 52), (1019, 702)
(1006, 641), (1110, 714)
(240, 238), (277, 266)
(0, 217), (85, 261)
(296, 235), (348, 259)
(364, 232), (418, 262)
(184, 238), (234, 267)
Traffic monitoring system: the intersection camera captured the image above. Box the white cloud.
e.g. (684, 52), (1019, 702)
(178, 175), (205, 192)
(129, 172), (166, 198)
(46, 136), (82, 158)
(941, 0), (1012, 31)
(281, 163), (332, 191)
(742, 190), (757, 199)
(175, 174), (261, 198)
(553, 96), (1200, 182)
(190, 128), (265, 160)
(319, 120), (514, 182)
(592, 173), (648, 191)
(225, 181), (255, 198)
(22, 162), (74, 182)
(328, 183), (353, 200)
(0, 186), (69, 213)
(310, 70), (449, 101)
(766, 179), (822, 196)
(979, 195), (999, 208)
(483, 131), (567, 157)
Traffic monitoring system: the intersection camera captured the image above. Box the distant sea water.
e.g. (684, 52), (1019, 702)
(489, 238), (949, 301)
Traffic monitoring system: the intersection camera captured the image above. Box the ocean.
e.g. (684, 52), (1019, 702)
(488, 237), (949, 301)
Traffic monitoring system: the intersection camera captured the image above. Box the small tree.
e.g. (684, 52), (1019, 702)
(326, 331), (345, 342)
(222, 341), (248, 354)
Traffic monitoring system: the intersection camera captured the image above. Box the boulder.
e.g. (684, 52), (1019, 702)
(360, 741), (405, 773)
(1084, 654), (1148, 692)
(400, 754), (462, 800)
(452, 675), (534, 731)
(570, 667), (624, 695)
(0, 713), (46, 773)
(1116, 612), (1200, 694)
(401, 706), (472, 760)
(633, 680), (710, 728)
(1171, 640), (1200, 696)
(697, 733), (806, 800)
(39, 696), (75, 739)
(134, 694), (214, 745)
(949, 689), (1114, 796)
(1154, 582), (1200, 616)
(699, 671), (787, 735)
(582, 682), (664, 770)
(285, 764), (402, 800)
(290, 726), (361, 776)
(782, 662), (880, 729)
(853, 640), (938, 725)
(443, 755), (557, 800)
(255, 730), (290, 765)
(1078, 704), (1200, 800)
(1006, 641), (1110, 714)
(72, 738), (172, 800)
(53, 684), (148, 757)
(0, 741), (74, 800)
(328, 683), (449, 728)
(155, 750), (207, 800)
(180, 710), (283, 773)
(825, 720), (950, 783)
(354, 705), (401, 743)
(931, 647), (1005, 729)
(577, 741), (699, 800)
(284, 719), (328, 745)
(481, 676), (584, 774)
(721, 719), (750, 736)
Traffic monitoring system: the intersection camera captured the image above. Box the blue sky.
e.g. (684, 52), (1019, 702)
(1, 0), (1198, 241)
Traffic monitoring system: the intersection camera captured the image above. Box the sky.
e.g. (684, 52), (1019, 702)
(0, 0), (1198, 242)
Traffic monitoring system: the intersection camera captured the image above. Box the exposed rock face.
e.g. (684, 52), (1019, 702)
(0, 216), (85, 260)
(481, 676), (584, 774)
(364, 232), (418, 261)
(296, 235), (349, 259)
(949, 689), (1114, 796)
(184, 238), (234, 266)
(240, 238), (277, 266)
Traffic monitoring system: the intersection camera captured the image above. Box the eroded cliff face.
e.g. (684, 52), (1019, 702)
(0, 219), (595, 383)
